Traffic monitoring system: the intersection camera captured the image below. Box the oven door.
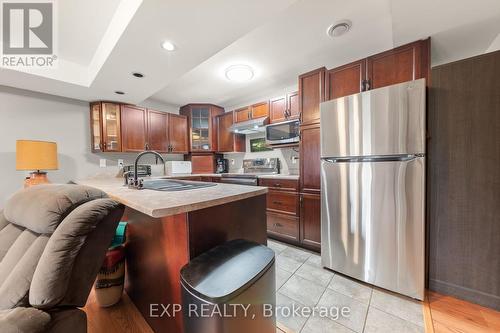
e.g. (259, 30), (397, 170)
(266, 120), (300, 145)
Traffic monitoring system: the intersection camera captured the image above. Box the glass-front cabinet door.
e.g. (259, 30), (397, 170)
(190, 106), (211, 151)
(101, 103), (122, 152)
(90, 103), (103, 152)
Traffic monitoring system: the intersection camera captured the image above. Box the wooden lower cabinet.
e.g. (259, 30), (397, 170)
(267, 212), (299, 242)
(267, 190), (299, 216)
(300, 193), (321, 252)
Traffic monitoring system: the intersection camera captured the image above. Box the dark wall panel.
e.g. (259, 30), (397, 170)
(428, 50), (500, 310)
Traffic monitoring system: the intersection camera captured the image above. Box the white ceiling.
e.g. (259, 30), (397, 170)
(1, 0), (500, 109)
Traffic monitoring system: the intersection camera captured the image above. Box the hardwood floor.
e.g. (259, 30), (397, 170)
(83, 288), (153, 333)
(427, 291), (500, 333)
(83, 288), (500, 333)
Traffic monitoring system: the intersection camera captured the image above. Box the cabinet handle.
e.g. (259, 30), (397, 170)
(272, 201), (282, 205)
(273, 223), (283, 228)
(362, 79), (371, 91)
(274, 183), (282, 187)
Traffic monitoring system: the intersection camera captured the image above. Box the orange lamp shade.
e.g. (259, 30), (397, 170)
(16, 140), (59, 171)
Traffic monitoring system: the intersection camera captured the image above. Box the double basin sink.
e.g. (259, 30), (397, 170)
(141, 178), (217, 191)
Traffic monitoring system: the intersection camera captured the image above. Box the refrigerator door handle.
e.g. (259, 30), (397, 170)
(322, 154), (423, 164)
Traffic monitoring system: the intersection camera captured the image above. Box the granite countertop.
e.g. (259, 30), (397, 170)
(75, 177), (267, 218)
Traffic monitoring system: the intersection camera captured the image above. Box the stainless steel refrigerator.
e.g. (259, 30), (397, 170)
(320, 79), (426, 300)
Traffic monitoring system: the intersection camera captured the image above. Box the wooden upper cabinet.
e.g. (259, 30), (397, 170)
(168, 114), (189, 154)
(270, 92), (299, 123)
(326, 60), (366, 100)
(101, 102), (122, 152)
(234, 102), (269, 123)
(367, 39), (430, 90)
(299, 67), (326, 125)
(234, 106), (251, 123)
(217, 112), (245, 153)
(180, 104), (223, 152)
(288, 91), (299, 118)
(121, 105), (147, 152)
(90, 102), (103, 152)
(250, 101), (269, 118)
(300, 124), (321, 193)
(269, 96), (287, 123)
(147, 110), (168, 153)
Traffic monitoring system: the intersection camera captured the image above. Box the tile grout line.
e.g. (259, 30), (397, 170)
(361, 288), (374, 332)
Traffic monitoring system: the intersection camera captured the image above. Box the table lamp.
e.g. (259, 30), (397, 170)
(16, 140), (59, 188)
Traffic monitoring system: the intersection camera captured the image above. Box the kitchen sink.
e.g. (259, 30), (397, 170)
(141, 179), (217, 191)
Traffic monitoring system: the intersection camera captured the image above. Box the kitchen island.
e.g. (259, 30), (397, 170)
(76, 177), (268, 333)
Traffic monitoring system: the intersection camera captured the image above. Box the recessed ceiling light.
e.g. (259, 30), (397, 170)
(115, 91), (125, 95)
(326, 20), (352, 38)
(161, 41), (176, 51)
(225, 64), (254, 82)
(132, 72), (144, 78)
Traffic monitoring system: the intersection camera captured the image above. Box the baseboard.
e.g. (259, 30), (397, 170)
(429, 279), (500, 311)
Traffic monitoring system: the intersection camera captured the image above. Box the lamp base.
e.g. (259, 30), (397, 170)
(24, 171), (50, 188)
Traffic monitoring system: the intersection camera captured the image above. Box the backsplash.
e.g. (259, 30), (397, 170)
(224, 133), (299, 175)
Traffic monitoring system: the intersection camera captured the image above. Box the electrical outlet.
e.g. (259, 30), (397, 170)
(230, 159), (235, 166)
(99, 159), (106, 168)
(118, 159), (124, 169)
(291, 156), (298, 164)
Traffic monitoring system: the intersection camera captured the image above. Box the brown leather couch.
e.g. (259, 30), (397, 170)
(0, 184), (124, 333)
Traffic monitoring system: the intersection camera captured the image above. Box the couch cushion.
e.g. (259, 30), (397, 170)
(0, 230), (49, 310)
(0, 307), (50, 333)
(3, 184), (106, 234)
(30, 198), (123, 308)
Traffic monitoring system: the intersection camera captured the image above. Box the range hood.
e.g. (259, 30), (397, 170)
(229, 116), (269, 134)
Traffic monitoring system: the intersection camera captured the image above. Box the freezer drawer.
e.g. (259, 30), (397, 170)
(320, 157), (425, 300)
(320, 79), (426, 158)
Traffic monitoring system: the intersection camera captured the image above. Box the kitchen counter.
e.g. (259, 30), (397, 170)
(76, 175), (268, 333)
(75, 177), (267, 218)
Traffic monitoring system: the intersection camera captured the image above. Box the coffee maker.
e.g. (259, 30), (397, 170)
(216, 158), (229, 173)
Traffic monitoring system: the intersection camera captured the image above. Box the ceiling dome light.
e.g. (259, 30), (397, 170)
(225, 64), (254, 82)
(327, 20), (352, 38)
(161, 41), (176, 51)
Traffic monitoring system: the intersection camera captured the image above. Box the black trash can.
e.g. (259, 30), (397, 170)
(180, 239), (276, 333)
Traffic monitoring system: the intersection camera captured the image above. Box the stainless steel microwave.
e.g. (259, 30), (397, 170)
(265, 119), (300, 145)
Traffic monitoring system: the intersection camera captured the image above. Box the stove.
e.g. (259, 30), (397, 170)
(219, 158), (280, 186)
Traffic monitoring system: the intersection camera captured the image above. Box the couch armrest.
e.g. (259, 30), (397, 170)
(0, 307), (50, 333)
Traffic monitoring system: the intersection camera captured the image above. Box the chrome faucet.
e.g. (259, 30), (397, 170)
(125, 150), (165, 189)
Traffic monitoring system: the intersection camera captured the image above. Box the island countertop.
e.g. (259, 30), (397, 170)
(75, 177), (268, 218)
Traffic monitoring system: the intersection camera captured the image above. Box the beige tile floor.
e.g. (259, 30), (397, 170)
(267, 239), (425, 333)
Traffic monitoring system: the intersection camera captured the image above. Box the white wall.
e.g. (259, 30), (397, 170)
(0, 86), (182, 208)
